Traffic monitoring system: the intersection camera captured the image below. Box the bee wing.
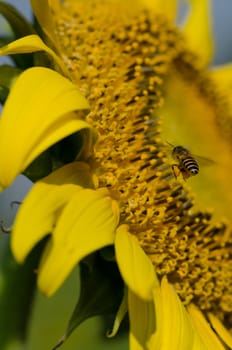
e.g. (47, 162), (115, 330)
(165, 141), (215, 166)
(192, 154), (216, 166)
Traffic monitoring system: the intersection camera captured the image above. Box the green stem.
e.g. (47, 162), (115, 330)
(0, 239), (40, 350)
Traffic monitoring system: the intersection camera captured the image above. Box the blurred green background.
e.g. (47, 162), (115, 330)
(27, 266), (128, 350)
(0, 229), (128, 349)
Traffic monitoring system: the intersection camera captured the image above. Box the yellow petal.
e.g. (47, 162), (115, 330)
(115, 225), (158, 300)
(149, 277), (194, 350)
(208, 312), (232, 349)
(160, 70), (232, 221)
(128, 289), (156, 350)
(12, 162), (95, 262)
(187, 304), (225, 350)
(140, 0), (178, 21)
(191, 336), (207, 350)
(211, 63), (232, 88)
(210, 64), (232, 112)
(38, 188), (119, 296)
(0, 35), (68, 75)
(183, 0), (213, 67)
(30, 0), (60, 46)
(0, 67), (92, 189)
(12, 182), (80, 262)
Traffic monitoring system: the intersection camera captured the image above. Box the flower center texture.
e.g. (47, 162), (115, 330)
(55, 0), (232, 328)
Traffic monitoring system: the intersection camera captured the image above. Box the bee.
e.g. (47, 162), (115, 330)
(171, 145), (199, 180)
(169, 143), (214, 180)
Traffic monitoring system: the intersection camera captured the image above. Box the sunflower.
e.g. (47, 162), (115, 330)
(0, 0), (232, 349)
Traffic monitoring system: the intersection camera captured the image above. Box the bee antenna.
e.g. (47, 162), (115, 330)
(166, 140), (175, 147)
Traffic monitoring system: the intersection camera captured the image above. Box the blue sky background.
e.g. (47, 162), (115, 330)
(4, 0), (32, 20)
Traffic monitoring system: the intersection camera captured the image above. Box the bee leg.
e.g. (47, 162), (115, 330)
(171, 164), (181, 178)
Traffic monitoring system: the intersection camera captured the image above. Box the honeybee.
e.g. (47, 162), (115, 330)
(170, 144), (214, 180)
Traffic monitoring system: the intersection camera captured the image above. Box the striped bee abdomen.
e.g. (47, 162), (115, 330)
(171, 145), (202, 179)
(182, 157), (199, 175)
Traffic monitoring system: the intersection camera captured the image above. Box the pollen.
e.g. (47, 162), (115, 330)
(55, 0), (232, 327)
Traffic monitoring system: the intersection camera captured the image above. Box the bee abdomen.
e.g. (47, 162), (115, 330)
(182, 157), (199, 175)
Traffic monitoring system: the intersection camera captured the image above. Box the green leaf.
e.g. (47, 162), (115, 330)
(0, 2), (38, 68)
(52, 254), (124, 349)
(50, 132), (85, 166)
(0, 35), (13, 47)
(0, 64), (21, 86)
(0, 85), (8, 103)
(23, 150), (53, 181)
(0, 239), (44, 349)
(0, 1), (35, 38)
(0, 65), (22, 103)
